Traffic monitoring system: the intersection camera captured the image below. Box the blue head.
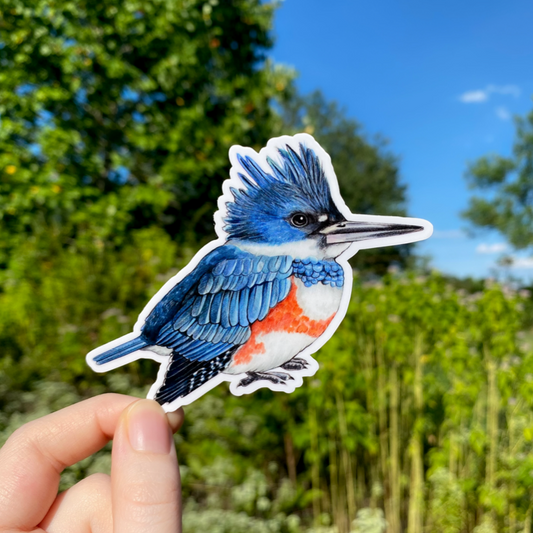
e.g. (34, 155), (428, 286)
(224, 143), (344, 252)
(221, 137), (425, 258)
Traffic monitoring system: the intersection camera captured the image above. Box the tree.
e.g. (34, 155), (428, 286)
(0, 0), (291, 266)
(280, 91), (409, 273)
(462, 106), (533, 251)
(0, 0), (294, 391)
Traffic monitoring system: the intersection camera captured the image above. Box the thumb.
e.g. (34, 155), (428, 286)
(112, 400), (183, 533)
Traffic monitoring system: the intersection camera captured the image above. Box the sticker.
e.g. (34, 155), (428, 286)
(87, 133), (433, 412)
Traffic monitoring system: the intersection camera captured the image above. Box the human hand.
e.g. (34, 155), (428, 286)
(0, 394), (184, 532)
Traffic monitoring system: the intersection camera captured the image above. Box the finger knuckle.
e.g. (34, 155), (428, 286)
(3, 421), (37, 451)
(123, 480), (179, 508)
(119, 480), (180, 526)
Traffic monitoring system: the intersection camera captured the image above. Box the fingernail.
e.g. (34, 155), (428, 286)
(166, 407), (185, 432)
(127, 400), (172, 454)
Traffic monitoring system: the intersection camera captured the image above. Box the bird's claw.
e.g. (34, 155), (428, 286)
(238, 371), (294, 388)
(281, 357), (309, 371)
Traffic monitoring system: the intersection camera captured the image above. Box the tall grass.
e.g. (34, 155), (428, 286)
(295, 275), (533, 532)
(2, 252), (533, 532)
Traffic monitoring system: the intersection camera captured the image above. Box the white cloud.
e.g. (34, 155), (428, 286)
(510, 257), (533, 269)
(476, 242), (508, 254)
(433, 229), (466, 239)
(458, 84), (520, 104)
(459, 90), (488, 103)
(496, 106), (511, 120)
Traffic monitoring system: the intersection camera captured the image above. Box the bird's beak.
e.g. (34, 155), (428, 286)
(319, 220), (426, 245)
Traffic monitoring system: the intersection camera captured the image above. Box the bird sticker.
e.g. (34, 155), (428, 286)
(87, 134), (433, 412)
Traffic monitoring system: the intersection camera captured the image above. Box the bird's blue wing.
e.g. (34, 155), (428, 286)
(141, 246), (293, 362)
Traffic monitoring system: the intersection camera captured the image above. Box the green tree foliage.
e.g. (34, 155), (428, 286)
(0, 0), (291, 386)
(280, 91), (409, 274)
(462, 105), (533, 250)
(0, 0), (290, 266)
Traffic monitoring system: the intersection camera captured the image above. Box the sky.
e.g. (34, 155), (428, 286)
(271, 0), (533, 281)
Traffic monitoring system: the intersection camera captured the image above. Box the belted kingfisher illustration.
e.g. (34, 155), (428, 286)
(87, 134), (432, 411)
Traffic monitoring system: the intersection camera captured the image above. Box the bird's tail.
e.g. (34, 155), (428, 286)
(92, 336), (148, 365)
(154, 349), (235, 406)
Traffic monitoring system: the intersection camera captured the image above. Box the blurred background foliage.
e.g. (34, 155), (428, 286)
(1, 1), (533, 532)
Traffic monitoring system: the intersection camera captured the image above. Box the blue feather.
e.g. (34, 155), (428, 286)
(229, 292), (240, 327)
(156, 324), (188, 348)
(157, 325), (176, 344)
(270, 278), (280, 306)
(171, 298), (193, 323)
(232, 261), (244, 276)
(167, 334), (189, 350)
(222, 328), (238, 343)
(228, 275), (241, 290)
(202, 324), (218, 343)
(237, 154), (270, 188)
(213, 261), (226, 276)
(180, 339), (205, 356)
(259, 283), (272, 320)
(211, 275), (225, 293)
(210, 292), (223, 323)
(247, 273), (259, 288)
(211, 325), (226, 344)
(191, 295), (205, 318)
(175, 313), (196, 332)
(268, 256), (282, 272)
(266, 271), (277, 282)
(198, 294), (213, 325)
(280, 255), (293, 274)
(248, 285), (263, 323)
(241, 258), (253, 275)
(221, 276), (234, 291)
(198, 274), (214, 295)
(237, 171), (257, 190)
(233, 276), (249, 291)
(223, 259), (237, 276)
(280, 278), (292, 300)
(186, 322), (204, 340)
(185, 341), (231, 361)
(93, 336), (148, 365)
(253, 256), (266, 273)
(239, 288), (250, 327)
(238, 327), (252, 344)
(220, 292), (233, 328)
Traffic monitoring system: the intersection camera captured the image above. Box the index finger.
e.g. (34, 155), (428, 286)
(0, 394), (137, 530)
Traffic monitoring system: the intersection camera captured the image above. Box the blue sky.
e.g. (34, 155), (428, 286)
(271, 0), (533, 280)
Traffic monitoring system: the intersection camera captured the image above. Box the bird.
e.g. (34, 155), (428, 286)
(87, 133), (432, 412)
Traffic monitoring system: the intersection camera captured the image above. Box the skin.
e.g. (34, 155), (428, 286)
(0, 394), (185, 533)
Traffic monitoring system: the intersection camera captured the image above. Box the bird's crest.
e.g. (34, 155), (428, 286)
(220, 138), (337, 242)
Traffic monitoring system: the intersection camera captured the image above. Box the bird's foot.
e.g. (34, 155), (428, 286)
(281, 357), (309, 371)
(238, 371), (294, 388)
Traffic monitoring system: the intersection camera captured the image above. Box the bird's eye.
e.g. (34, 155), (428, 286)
(290, 213), (310, 228)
